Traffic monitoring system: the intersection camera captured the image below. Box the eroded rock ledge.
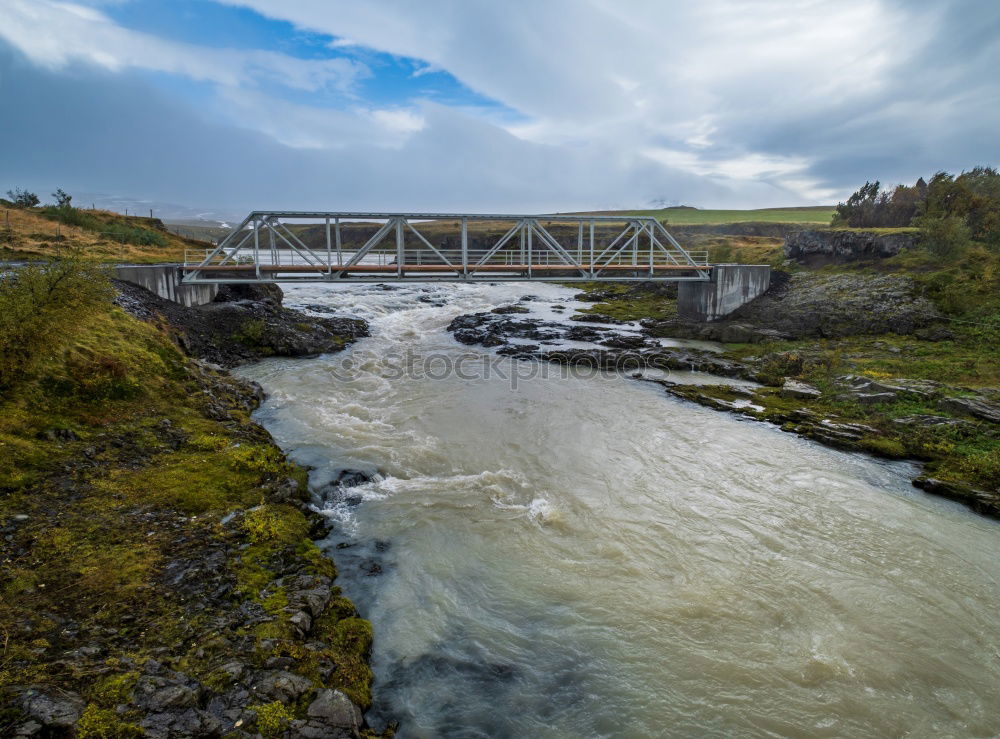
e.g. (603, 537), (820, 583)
(784, 229), (918, 265)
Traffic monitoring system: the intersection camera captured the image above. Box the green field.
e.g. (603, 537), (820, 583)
(579, 205), (836, 225)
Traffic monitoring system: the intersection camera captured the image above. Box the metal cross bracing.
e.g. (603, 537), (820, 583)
(181, 211), (712, 284)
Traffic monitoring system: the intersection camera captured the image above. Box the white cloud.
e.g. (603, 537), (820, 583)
(2, 0), (998, 210)
(212, 0), (945, 200)
(0, 0), (368, 93)
(212, 86), (425, 149)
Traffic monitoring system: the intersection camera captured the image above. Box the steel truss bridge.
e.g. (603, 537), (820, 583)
(181, 212), (712, 284)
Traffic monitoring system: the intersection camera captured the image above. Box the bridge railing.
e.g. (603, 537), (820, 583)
(182, 212), (711, 282)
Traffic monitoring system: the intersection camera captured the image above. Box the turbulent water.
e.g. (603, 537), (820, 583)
(237, 282), (1000, 738)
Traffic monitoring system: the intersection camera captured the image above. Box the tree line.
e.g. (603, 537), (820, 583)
(834, 166), (1000, 255)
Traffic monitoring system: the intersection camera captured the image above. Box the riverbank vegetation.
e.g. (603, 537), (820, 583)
(0, 259), (379, 736)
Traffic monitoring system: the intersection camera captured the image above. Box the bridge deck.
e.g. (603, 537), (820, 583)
(188, 264), (705, 273)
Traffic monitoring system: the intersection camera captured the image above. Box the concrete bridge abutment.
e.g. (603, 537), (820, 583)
(677, 264), (770, 321)
(115, 264), (218, 307)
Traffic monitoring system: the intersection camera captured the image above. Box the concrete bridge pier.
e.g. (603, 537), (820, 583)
(677, 264), (770, 321)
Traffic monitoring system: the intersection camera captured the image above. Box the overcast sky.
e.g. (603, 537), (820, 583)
(1, 0), (998, 217)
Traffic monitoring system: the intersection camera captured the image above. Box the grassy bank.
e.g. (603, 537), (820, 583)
(0, 262), (379, 735)
(0, 205), (200, 263)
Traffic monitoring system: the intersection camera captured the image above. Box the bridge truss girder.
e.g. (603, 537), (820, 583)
(181, 212), (711, 283)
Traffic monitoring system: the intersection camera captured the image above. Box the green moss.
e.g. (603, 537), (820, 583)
(90, 672), (140, 707)
(233, 318), (267, 346)
(939, 444), (1000, 487)
(311, 613), (374, 708)
(76, 704), (143, 738)
(250, 701), (294, 738)
(859, 436), (908, 458)
(571, 282), (677, 322)
(242, 503), (309, 545)
(91, 441), (299, 515)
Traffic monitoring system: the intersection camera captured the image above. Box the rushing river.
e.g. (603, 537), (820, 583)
(237, 282), (1000, 738)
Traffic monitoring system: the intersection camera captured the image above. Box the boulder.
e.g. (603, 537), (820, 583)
(834, 391), (898, 405)
(780, 380), (821, 400)
(306, 689), (363, 731)
(213, 282), (284, 304)
(891, 415), (973, 429)
(19, 689), (84, 729)
(936, 396), (1000, 424)
(718, 324), (756, 343)
(249, 670), (314, 703)
(133, 675), (200, 712)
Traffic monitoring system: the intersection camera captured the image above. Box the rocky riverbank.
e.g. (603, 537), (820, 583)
(0, 279), (389, 737)
(641, 271), (948, 343)
(446, 290), (999, 518)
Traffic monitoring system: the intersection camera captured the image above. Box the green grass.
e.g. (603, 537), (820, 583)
(573, 283), (678, 321)
(576, 206), (836, 225)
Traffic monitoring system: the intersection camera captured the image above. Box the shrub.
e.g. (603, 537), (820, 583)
(0, 256), (114, 389)
(5, 187), (40, 208)
(916, 214), (971, 259)
(51, 188), (72, 208)
(833, 179), (925, 228)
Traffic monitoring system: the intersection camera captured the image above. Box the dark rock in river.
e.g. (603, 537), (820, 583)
(570, 313), (628, 325)
(448, 312), (561, 348)
(114, 280), (369, 367)
(913, 477), (999, 517)
(213, 282), (284, 305)
(491, 304), (531, 314)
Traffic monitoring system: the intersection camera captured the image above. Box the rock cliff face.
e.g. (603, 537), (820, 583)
(784, 229), (918, 265)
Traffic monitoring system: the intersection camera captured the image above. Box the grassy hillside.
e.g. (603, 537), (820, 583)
(574, 205), (836, 225)
(0, 205), (207, 263)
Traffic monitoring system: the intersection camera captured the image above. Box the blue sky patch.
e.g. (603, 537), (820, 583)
(105, 0), (515, 114)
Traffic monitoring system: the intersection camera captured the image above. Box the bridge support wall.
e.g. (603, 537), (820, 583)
(677, 264), (770, 321)
(115, 264), (218, 307)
